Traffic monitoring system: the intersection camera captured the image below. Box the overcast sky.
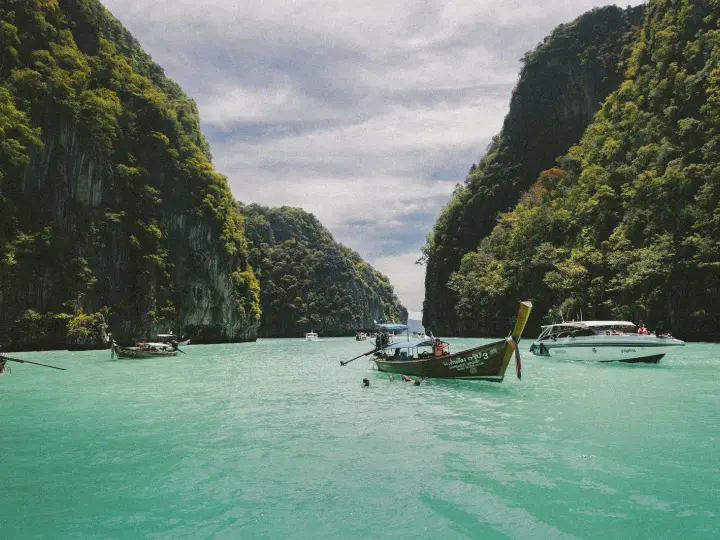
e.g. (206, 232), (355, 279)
(101, 0), (644, 315)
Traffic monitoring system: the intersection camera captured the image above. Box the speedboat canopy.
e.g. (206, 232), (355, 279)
(375, 323), (408, 331)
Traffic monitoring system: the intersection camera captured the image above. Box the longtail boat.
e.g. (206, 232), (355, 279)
(110, 340), (179, 359)
(372, 301), (532, 382)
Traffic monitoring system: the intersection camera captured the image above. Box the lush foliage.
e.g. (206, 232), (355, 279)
(241, 204), (406, 337)
(421, 5), (645, 335)
(442, 0), (720, 341)
(0, 0), (259, 349)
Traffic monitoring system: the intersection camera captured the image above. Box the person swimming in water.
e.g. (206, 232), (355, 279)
(362, 378), (370, 387)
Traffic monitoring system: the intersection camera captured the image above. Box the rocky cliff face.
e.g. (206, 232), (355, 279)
(425, 0), (720, 341)
(241, 204), (407, 337)
(421, 5), (644, 335)
(0, 0), (260, 350)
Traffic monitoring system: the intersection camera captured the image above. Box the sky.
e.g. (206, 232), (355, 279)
(101, 0), (644, 315)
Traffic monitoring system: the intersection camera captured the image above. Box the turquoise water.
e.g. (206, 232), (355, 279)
(2, 338), (719, 539)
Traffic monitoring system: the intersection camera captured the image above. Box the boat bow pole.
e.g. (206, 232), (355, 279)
(341, 348), (378, 366)
(0, 354), (66, 371)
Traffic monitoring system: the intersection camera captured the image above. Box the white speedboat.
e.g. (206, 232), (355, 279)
(529, 321), (685, 363)
(305, 331), (319, 342)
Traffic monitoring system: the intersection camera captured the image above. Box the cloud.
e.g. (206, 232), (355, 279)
(101, 0), (645, 312)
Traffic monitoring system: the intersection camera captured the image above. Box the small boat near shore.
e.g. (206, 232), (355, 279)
(110, 339), (179, 359)
(529, 321), (685, 363)
(371, 301), (532, 382)
(305, 331), (319, 342)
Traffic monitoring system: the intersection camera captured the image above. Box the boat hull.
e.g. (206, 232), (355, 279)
(373, 301), (532, 381)
(112, 344), (178, 359)
(530, 336), (684, 363)
(374, 339), (511, 381)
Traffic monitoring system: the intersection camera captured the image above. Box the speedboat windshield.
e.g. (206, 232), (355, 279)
(537, 321), (636, 340)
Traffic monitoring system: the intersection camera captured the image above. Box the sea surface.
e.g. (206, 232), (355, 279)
(1, 337), (719, 539)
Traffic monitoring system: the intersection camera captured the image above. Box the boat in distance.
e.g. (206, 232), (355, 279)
(305, 331), (319, 342)
(110, 340), (179, 359)
(529, 321), (685, 363)
(372, 301), (532, 382)
(158, 332), (190, 346)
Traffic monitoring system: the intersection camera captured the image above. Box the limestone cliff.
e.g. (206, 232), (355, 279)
(421, 5), (644, 335)
(241, 204), (407, 337)
(0, 0), (260, 350)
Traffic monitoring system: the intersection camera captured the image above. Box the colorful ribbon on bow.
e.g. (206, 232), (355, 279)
(506, 336), (522, 379)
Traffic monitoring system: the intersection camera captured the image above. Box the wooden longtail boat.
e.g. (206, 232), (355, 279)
(111, 340), (179, 359)
(373, 301), (532, 382)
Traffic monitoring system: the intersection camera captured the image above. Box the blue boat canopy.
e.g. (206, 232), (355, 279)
(375, 323), (408, 331)
(381, 338), (435, 351)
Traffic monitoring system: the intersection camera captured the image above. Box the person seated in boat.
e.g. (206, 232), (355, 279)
(433, 339), (448, 356)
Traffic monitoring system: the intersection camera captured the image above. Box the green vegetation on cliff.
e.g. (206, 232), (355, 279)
(434, 0), (720, 341)
(421, 5), (644, 335)
(241, 204), (407, 337)
(0, 0), (260, 349)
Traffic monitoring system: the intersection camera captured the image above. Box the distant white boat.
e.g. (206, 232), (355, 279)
(529, 321), (685, 363)
(305, 331), (319, 342)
